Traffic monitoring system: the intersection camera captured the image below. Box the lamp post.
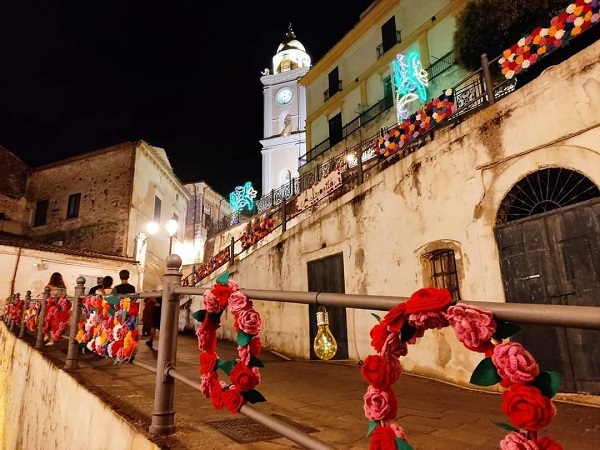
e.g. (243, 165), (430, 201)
(146, 218), (179, 255)
(166, 219), (178, 254)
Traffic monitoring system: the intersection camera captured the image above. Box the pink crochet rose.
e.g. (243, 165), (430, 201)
(228, 280), (240, 292)
(493, 342), (540, 384)
(381, 330), (408, 359)
(200, 372), (218, 398)
(500, 431), (540, 450)
(363, 385), (396, 421)
(228, 291), (250, 314)
(203, 290), (220, 313)
(237, 308), (262, 335)
(408, 311), (449, 330)
(237, 345), (251, 365)
(445, 304), (496, 352)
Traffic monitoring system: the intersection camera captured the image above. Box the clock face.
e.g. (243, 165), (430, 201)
(276, 88), (293, 105)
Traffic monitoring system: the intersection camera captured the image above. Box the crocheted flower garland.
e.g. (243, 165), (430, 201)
(194, 271), (265, 414)
(363, 287), (563, 450)
(43, 297), (72, 341)
(24, 300), (41, 332)
(75, 295), (140, 363)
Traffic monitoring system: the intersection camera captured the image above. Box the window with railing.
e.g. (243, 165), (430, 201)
(377, 17), (401, 59)
(426, 249), (461, 302)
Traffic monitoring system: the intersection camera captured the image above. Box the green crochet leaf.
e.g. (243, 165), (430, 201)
(493, 421), (519, 432)
(192, 309), (206, 322)
(371, 313), (382, 322)
(243, 389), (266, 404)
(217, 359), (235, 375)
(237, 330), (252, 346)
(532, 371), (561, 399)
(470, 357), (501, 386)
(366, 420), (378, 437)
(216, 271), (230, 285)
(492, 321), (522, 340)
(396, 438), (414, 450)
(249, 355), (264, 368)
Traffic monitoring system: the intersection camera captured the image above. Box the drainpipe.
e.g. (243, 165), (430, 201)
(10, 247), (22, 295)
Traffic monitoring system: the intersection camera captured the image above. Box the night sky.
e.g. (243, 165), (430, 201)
(1, 1), (375, 196)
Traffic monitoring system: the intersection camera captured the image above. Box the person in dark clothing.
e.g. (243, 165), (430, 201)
(88, 277), (103, 295)
(146, 294), (162, 349)
(111, 269), (136, 295)
(142, 298), (156, 336)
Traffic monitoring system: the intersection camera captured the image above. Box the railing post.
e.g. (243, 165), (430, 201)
(65, 277), (86, 370)
(281, 199), (287, 233)
(357, 144), (364, 185)
(35, 287), (50, 349)
(271, 189), (275, 207)
(9, 293), (20, 332)
(481, 53), (495, 106)
(18, 290), (31, 338)
(230, 236), (235, 265)
(149, 254), (183, 435)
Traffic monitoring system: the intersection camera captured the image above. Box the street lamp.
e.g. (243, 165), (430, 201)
(166, 219), (178, 254)
(146, 219), (179, 255)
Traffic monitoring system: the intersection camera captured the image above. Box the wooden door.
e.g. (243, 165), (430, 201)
(495, 198), (600, 393)
(307, 253), (349, 360)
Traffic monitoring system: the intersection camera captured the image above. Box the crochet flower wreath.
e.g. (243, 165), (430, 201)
(75, 295), (140, 363)
(363, 287), (563, 450)
(194, 271), (266, 414)
(24, 300), (41, 332)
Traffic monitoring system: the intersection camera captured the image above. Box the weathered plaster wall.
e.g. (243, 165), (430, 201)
(0, 322), (159, 450)
(215, 40), (600, 387)
(26, 143), (135, 256)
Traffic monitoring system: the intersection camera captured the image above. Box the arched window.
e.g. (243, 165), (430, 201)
(424, 249), (461, 302)
(496, 167), (600, 224)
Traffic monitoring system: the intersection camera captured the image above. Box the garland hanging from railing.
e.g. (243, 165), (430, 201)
(43, 297), (72, 342)
(75, 295), (140, 364)
(363, 287), (562, 450)
(499, 0), (600, 79)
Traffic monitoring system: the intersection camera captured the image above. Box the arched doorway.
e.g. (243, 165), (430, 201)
(494, 167), (600, 393)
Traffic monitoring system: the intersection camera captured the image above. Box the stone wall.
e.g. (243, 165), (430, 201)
(26, 142), (135, 256)
(0, 322), (159, 450)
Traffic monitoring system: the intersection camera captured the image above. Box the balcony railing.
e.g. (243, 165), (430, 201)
(427, 51), (456, 81)
(323, 80), (343, 102)
(376, 30), (402, 59)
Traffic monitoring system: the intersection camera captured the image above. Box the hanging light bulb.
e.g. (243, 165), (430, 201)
(314, 306), (337, 360)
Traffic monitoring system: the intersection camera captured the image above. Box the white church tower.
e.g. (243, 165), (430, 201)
(260, 25), (311, 196)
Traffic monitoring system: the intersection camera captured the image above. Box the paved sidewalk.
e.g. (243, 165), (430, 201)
(40, 332), (600, 450)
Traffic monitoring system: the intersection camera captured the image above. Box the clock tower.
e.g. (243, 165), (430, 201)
(260, 25), (311, 196)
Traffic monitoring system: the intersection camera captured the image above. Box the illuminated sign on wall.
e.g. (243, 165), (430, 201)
(392, 52), (429, 123)
(229, 181), (257, 212)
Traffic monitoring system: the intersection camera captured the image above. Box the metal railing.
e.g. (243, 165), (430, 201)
(427, 51), (456, 81)
(3, 254), (600, 449)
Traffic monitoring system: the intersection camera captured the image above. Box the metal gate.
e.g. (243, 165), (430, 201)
(307, 253), (349, 360)
(495, 198), (600, 393)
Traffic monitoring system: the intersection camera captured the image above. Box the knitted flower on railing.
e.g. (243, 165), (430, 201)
(43, 297), (72, 341)
(194, 271), (266, 414)
(7, 297), (25, 324)
(23, 301), (41, 331)
(363, 287), (563, 450)
(75, 295), (139, 363)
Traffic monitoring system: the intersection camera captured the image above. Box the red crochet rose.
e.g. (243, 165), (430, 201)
(230, 362), (259, 391)
(212, 283), (233, 307)
(405, 287), (452, 314)
(383, 302), (407, 332)
(249, 336), (262, 356)
(200, 351), (218, 375)
(361, 355), (398, 390)
(222, 388), (245, 414)
(210, 382), (224, 410)
(370, 321), (390, 352)
(370, 425), (397, 450)
(501, 385), (556, 431)
(537, 436), (563, 450)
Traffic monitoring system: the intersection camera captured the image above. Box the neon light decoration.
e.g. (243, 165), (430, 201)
(229, 181), (258, 212)
(392, 52), (429, 123)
